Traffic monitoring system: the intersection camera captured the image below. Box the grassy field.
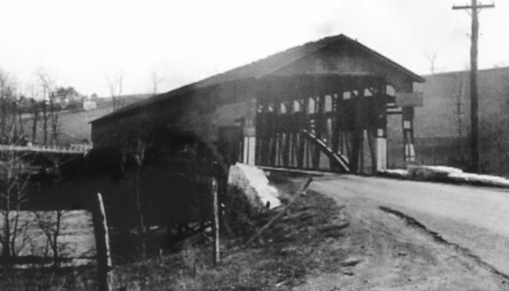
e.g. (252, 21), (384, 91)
(22, 94), (151, 146)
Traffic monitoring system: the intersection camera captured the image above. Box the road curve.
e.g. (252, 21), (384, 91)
(311, 175), (509, 275)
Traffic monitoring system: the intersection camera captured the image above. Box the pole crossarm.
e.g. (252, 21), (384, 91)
(453, 3), (495, 9)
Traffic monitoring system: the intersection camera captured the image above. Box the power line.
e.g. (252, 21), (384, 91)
(452, 1), (495, 173)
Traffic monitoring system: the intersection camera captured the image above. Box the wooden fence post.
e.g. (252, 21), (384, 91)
(92, 193), (113, 291)
(212, 176), (220, 265)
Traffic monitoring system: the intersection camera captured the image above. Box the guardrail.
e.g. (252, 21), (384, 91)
(0, 144), (93, 154)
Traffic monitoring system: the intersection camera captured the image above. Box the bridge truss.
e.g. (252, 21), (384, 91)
(252, 75), (416, 174)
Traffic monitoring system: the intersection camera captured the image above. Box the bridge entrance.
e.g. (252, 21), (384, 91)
(240, 74), (421, 174)
(254, 76), (386, 173)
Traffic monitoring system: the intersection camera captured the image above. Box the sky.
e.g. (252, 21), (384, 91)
(0, 0), (507, 97)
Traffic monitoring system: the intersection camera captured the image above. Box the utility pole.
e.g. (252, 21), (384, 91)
(453, 1), (494, 173)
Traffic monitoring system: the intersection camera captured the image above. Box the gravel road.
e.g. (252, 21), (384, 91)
(311, 175), (509, 276)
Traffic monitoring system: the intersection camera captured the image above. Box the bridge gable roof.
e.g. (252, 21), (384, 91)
(196, 34), (424, 85)
(93, 34), (423, 124)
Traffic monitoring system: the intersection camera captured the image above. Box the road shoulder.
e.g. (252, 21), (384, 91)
(295, 191), (507, 291)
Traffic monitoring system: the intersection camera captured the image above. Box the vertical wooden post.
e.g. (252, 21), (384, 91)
(269, 105), (278, 166)
(470, 2), (480, 173)
(297, 99), (306, 168)
(212, 176), (220, 265)
(283, 102), (291, 167)
(331, 94), (340, 154)
(375, 81), (388, 172)
(402, 107), (415, 163)
(257, 103), (267, 166)
(92, 193), (113, 291)
(351, 86), (365, 173)
(242, 98), (257, 165)
(312, 96), (322, 169)
(275, 104), (281, 166)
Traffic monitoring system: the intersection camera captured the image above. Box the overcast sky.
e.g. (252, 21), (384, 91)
(0, 0), (507, 97)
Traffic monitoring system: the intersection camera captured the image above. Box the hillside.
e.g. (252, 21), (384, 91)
(23, 94), (152, 146)
(58, 106), (114, 144)
(412, 67), (509, 174)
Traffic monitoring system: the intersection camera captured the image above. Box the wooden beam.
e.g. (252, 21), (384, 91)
(92, 193), (113, 291)
(212, 177), (220, 265)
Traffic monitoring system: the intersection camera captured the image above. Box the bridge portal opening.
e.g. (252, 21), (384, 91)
(254, 75), (395, 174)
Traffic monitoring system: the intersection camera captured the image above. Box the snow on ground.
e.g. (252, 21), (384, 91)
(380, 165), (509, 188)
(227, 163), (281, 210)
(379, 169), (409, 178)
(448, 172), (509, 187)
(407, 165), (463, 180)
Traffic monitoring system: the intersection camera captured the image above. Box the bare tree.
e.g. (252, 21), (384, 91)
(493, 62), (507, 68)
(0, 150), (31, 261)
(49, 96), (60, 146)
(34, 210), (66, 267)
(29, 98), (40, 144)
(0, 74), (34, 258)
(37, 71), (62, 146)
(425, 52), (438, 75)
(133, 139), (147, 259)
(0, 71), (22, 144)
(41, 100), (49, 145)
(0, 72), (11, 140)
(150, 70), (164, 97)
(15, 95), (25, 140)
(120, 138), (152, 259)
(106, 70), (124, 111)
(23, 84), (40, 144)
(36, 70), (56, 145)
(33, 155), (68, 267)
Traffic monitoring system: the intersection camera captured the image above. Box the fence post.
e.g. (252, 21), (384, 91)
(212, 176), (220, 265)
(92, 193), (113, 291)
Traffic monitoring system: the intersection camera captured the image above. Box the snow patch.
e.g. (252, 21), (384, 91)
(448, 172), (509, 187)
(227, 163), (281, 210)
(379, 169), (409, 178)
(381, 165), (509, 188)
(408, 165), (463, 180)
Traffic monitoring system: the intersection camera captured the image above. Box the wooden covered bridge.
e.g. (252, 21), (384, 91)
(91, 34), (424, 174)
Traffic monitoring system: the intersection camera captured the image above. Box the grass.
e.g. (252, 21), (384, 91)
(0, 174), (349, 291)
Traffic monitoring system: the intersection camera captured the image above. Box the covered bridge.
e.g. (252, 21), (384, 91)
(91, 34), (424, 174)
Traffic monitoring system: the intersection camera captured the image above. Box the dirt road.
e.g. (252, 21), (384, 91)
(311, 174), (509, 277)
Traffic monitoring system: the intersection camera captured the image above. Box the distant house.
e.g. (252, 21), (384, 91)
(83, 101), (97, 111)
(411, 67), (509, 175)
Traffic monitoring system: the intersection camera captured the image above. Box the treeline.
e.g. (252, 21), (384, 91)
(0, 69), (87, 146)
